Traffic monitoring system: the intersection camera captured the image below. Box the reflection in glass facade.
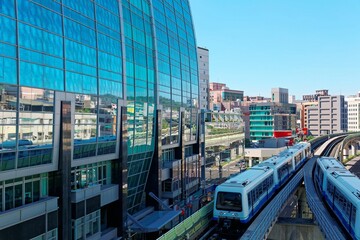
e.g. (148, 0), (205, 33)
(0, 0), (200, 238)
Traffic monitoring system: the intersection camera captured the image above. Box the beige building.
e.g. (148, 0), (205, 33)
(307, 95), (347, 136)
(197, 47), (209, 110)
(347, 92), (360, 132)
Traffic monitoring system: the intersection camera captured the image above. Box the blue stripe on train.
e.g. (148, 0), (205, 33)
(243, 156), (308, 223)
(323, 193), (356, 239)
(242, 186), (277, 223)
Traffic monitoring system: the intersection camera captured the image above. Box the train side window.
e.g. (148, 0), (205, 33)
(351, 206), (356, 228)
(327, 181), (334, 197)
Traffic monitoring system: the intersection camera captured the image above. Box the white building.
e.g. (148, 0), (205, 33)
(307, 95), (347, 136)
(197, 47), (209, 110)
(347, 92), (360, 132)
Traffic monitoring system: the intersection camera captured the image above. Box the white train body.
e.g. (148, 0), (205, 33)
(314, 157), (360, 240)
(213, 142), (311, 226)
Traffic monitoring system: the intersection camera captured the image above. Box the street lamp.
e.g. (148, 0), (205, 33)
(216, 155), (222, 179)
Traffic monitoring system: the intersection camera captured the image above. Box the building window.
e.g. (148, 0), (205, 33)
(30, 229), (57, 240)
(73, 210), (100, 240)
(0, 174), (47, 211)
(71, 161), (111, 190)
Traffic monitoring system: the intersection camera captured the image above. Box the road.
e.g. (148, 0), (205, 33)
(205, 160), (245, 181)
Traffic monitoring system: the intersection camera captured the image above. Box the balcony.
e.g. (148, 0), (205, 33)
(101, 227), (117, 240)
(185, 178), (199, 190)
(162, 179), (182, 199)
(163, 159), (181, 169)
(162, 188), (182, 199)
(0, 197), (58, 230)
(71, 184), (101, 203)
(185, 155), (198, 163)
(100, 184), (119, 207)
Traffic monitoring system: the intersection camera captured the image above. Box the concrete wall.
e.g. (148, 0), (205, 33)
(243, 147), (287, 159)
(268, 222), (324, 240)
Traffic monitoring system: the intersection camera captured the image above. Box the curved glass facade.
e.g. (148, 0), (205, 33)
(0, 0), (200, 228)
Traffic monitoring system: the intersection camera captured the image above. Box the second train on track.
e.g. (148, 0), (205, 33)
(213, 142), (311, 230)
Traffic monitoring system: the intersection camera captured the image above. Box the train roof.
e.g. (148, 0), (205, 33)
(220, 166), (273, 189)
(318, 157), (360, 202)
(215, 142), (310, 192)
(258, 142), (310, 168)
(317, 157), (343, 170)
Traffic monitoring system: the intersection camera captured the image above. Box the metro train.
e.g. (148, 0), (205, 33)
(314, 157), (360, 240)
(213, 142), (311, 230)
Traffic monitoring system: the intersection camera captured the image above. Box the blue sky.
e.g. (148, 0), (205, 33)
(189, 0), (360, 99)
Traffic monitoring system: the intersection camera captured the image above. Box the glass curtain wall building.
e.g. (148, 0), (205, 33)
(0, 0), (201, 239)
(249, 103), (297, 141)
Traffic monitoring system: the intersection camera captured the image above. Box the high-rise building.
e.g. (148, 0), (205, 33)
(300, 101), (318, 129)
(302, 89), (329, 102)
(245, 88), (296, 141)
(248, 102), (297, 141)
(0, 0), (201, 239)
(197, 47), (209, 110)
(307, 95), (347, 136)
(271, 87), (288, 104)
(347, 92), (360, 132)
(209, 82), (243, 111)
(288, 95), (296, 104)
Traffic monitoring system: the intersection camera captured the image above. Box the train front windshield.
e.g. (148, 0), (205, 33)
(216, 192), (242, 212)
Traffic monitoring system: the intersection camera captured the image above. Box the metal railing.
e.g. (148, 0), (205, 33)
(157, 201), (214, 240)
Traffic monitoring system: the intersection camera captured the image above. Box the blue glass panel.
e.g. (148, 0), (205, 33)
(66, 71), (97, 94)
(96, 5), (120, 31)
(97, 23), (121, 39)
(158, 73), (170, 86)
(63, 7), (95, 29)
(20, 62), (64, 90)
(19, 23), (63, 57)
(65, 40), (96, 66)
(73, 144), (96, 159)
(20, 49), (63, 69)
(98, 52), (122, 73)
(66, 61), (97, 77)
(126, 62), (134, 78)
(63, 0), (94, 19)
(98, 141), (116, 155)
(135, 87), (146, 99)
(64, 18), (96, 47)
(99, 69), (122, 82)
(17, 0), (62, 34)
(134, 65), (146, 80)
(95, 0), (119, 15)
(97, 33), (121, 56)
(0, 43), (16, 58)
(0, 57), (17, 85)
(99, 79), (123, 98)
(1, 151), (15, 171)
(0, 0), (15, 17)
(0, 16), (16, 44)
(27, 0), (61, 13)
